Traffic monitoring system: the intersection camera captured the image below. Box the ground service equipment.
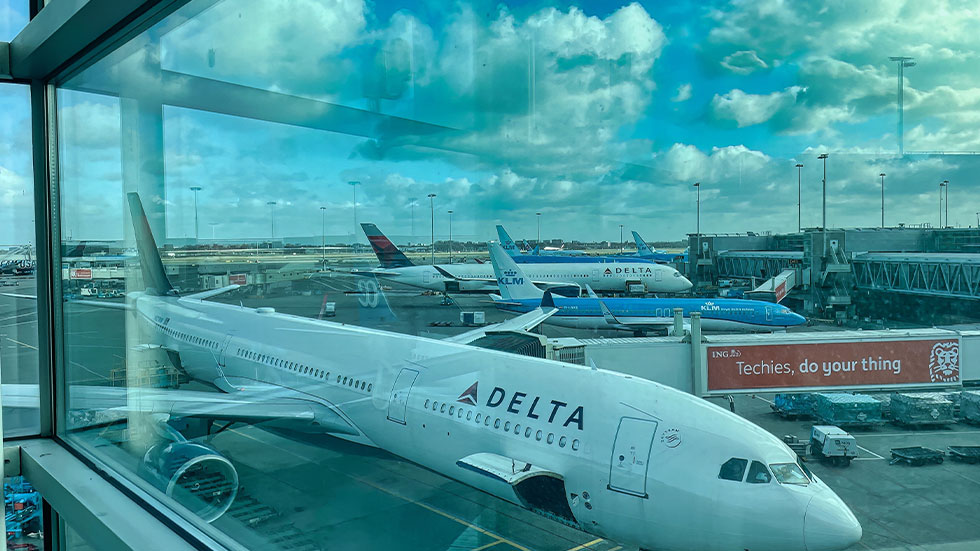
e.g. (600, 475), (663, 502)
(810, 425), (857, 467)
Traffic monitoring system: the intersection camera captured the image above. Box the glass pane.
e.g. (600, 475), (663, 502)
(0, 1), (29, 42)
(0, 83), (39, 438)
(52, 1), (978, 551)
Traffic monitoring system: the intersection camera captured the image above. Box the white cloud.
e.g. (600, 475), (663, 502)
(711, 86), (804, 127)
(720, 50), (768, 74)
(672, 83), (692, 102)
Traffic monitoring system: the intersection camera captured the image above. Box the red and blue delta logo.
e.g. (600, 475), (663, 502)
(603, 268), (612, 275)
(457, 382), (478, 405)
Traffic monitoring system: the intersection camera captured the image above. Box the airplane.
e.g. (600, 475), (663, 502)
(358, 223), (693, 295)
(622, 231), (688, 264)
(486, 243), (807, 335)
(496, 225), (587, 257)
(11, 192), (859, 551)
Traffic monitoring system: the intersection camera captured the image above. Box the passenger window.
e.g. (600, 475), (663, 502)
(747, 461), (772, 484)
(719, 458), (748, 481)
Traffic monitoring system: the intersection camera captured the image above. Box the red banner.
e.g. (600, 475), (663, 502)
(229, 273), (247, 285)
(69, 268), (92, 280)
(706, 339), (960, 392)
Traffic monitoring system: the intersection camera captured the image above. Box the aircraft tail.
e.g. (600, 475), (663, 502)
(487, 242), (543, 300)
(361, 223), (414, 268)
(495, 225), (521, 257)
(632, 231), (655, 256)
(126, 193), (177, 296)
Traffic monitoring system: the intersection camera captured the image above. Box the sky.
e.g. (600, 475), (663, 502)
(5, 0), (980, 246)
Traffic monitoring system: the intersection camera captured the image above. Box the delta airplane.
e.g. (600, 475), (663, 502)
(20, 192), (859, 551)
(486, 243), (807, 334)
(358, 223), (693, 295)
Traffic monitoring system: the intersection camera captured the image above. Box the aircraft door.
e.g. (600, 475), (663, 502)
(423, 271), (431, 284)
(591, 269), (599, 282)
(608, 417), (658, 498)
(765, 306), (773, 322)
(655, 269), (663, 282)
(387, 368), (420, 425)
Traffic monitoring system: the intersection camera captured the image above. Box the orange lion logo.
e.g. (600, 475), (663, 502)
(929, 341), (959, 383)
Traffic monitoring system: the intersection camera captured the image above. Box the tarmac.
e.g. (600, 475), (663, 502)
(4, 272), (980, 550)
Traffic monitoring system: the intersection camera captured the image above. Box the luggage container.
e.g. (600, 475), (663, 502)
(772, 393), (814, 419)
(812, 392), (883, 427)
(947, 446), (980, 464)
(460, 311), (486, 326)
(891, 393), (955, 427)
(870, 394), (892, 419)
(959, 391), (980, 424)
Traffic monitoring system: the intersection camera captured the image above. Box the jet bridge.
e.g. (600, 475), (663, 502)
(745, 269), (797, 303)
(715, 251), (803, 283)
(851, 253), (980, 300)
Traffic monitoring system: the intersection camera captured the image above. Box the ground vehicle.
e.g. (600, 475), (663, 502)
(810, 425), (857, 467)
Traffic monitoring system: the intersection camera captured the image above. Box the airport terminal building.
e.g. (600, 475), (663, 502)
(2, 2), (980, 551)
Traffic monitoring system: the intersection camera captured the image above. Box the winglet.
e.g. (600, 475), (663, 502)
(127, 193), (177, 296)
(541, 290), (556, 309)
(598, 300), (620, 325)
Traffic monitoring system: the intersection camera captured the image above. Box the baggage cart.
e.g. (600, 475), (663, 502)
(812, 392), (883, 428)
(947, 446), (980, 464)
(889, 446), (944, 466)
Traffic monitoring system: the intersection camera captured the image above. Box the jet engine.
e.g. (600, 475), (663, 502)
(137, 440), (239, 523)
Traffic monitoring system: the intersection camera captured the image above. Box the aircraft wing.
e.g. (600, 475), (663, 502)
(182, 284), (240, 301)
(445, 307), (557, 344)
(598, 300), (672, 329)
(3, 293), (132, 310)
(1, 383), (360, 437)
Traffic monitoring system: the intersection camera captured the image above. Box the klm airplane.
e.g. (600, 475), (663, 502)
(488, 243), (806, 334)
(627, 231), (688, 264)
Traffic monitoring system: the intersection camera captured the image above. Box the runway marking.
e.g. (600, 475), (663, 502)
(606, 547), (622, 551)
(6, 337), (37, 350)
(565, 538), (603, 551)
(0, 319), (39, 329)
(856, 445), (885, 460)
(751, 395), (775, 406)
(227, 428), (528, 551)
(471, 541), (503, 551)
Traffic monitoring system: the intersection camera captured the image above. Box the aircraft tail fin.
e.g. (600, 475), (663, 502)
(495, 225), (521, 257)
(487, 242), (544, 300)
(541, 290), (556, 308)
(632, 231), (654, 256)
(361, 223), (414, 268)
(126, 193), (177, 296)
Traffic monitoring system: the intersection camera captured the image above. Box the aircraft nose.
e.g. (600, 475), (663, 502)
(675, 274), (693, 291)
(790, 312), (807, 325)
(804, 491), (862, 551)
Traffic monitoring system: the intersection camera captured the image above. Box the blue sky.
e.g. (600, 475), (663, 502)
(5, 0), (980, 246)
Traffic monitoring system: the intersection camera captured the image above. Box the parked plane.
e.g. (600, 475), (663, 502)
(497, 225), (587, 257)
(359, 224), (693, 295)
(32, 192), (858, 551)
(622, 231), (688, 264)
(487, 243), (806, 334)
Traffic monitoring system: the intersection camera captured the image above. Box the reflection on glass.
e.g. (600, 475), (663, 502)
(0, 83), (40, 437)
(4, 476), (44, 548)
(54, 1), (977, 550)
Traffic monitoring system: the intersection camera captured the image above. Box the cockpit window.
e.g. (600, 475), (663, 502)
(718, 458), (748, 481)
(769, 463), (810, 485)
(797, 459), (814, 480)
(746, 461), (771, 484)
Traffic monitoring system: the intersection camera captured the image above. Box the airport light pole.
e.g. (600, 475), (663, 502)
(889, 56), (915, 155)
(693, 182), (700, 264)
(448, 210), (454, 264)
(795, 163), (803, 232)
(428, 193), (436, 264)
(190, 186), (202, 240)
(320, 206), (327, 265)
(208, 222), (218, 240)
(536, 212), (541, 246)
(943, 180), (949, 228)
(348, 181), (360, 246)
(619, 224), (624, 253)
(879, 173), (886, 228)
(938, 181), (945, 227)
(409, 197), (417, 244)
(818, 153), (829, 229)
(267, 201), (276, 241)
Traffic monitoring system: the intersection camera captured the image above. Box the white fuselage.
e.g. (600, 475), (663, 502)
(366, 262), (692, 294)
(132, 292), (860, 551)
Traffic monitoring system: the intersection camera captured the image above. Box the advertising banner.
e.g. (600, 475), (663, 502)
(229, 273), (247, 285)
(706, 338), (960, 393)
(69, 268), (92, 280)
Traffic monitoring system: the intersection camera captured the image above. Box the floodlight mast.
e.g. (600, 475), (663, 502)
(889, 56), (915, 155)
